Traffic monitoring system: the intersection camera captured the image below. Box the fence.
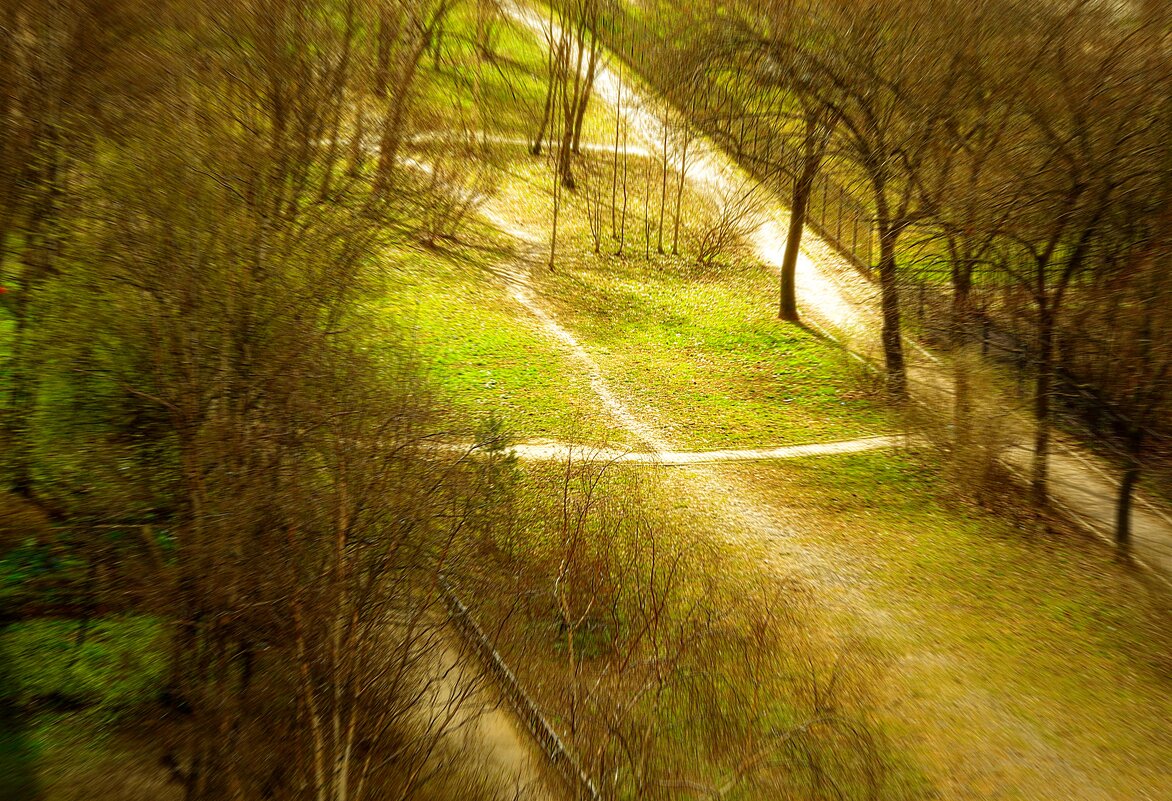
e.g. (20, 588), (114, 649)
(438, 574), (601, 801)
(595, 7), (877, 273)
(699, 96), (876, 273)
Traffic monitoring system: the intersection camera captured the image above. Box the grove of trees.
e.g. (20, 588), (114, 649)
(0, 2), (909, 800)
(0, 1), (526, 798)
(587, 0), (1172, 542)
(5, 0), (1172, 799)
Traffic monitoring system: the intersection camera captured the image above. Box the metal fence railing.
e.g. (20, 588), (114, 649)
(596, 7), (877, 273)
(700, 102), (876, 273)
(438, 575), (600, 801)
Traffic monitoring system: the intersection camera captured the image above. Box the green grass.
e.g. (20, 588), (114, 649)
(446, 7), (893, 452)
(722, 451), (1172, 799)
(372, 233), (616, 442)
(0, 616), (167, 712)
(540, 252), (891, 448)
(487, 151), (893, 449)
(371, 10), (631, 444)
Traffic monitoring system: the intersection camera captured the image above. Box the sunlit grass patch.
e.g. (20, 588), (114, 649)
(371, 235), (617, 443)
(489, 149), (892, 448)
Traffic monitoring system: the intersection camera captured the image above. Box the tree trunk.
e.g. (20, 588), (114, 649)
(671, 126), (689, 256)
(877, 224), (907, 399)
(1116, 430), (1144, 548)
(531, 40), (563, 156)
(657, 118), (668, 254)
(1116, 459), (1141, 549)
(557, 24), (586, 190)
(950, 251), (975, 444)
(780, 162), (818, 322)
(374, 10), (401, 100)
(950, 259), (974, 350)
(8, 157), (60, 498)
(1031, 312), (1055, 504)
(374, 37), (429, 194)
(558, 129), (576, 189)
(571, 36), (598, 155)
(9, 288), (34, 497)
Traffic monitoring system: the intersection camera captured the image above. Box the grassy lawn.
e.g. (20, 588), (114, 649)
(449, 8), (894, 450)
(365, 10), (629, 445)
(418, 13), (548, 138)
(716, 451), (1172, 799)
(413, 2), (892, 451)
(486, 148), (893, 449)
(372, 234), (617, 443)
(538, 249), (891, 448)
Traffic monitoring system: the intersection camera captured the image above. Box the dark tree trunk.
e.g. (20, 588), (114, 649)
(877, 224), (907, 399)
(1116, 430), (1144, 548)
(1116, 460), (1141, 549)
(374, 40), (428, 195)
(532, 50), (558, 156)
(374, 11), (401, 100)
(950, 258), (974, 350)
(9, 148), (60, 498)
(557, 23), (587, 191)
(950, 249), (975, 444)
(558, 128), (576, 189)
(1031, 311), (1055, 505)
(780, 159), (819, 322)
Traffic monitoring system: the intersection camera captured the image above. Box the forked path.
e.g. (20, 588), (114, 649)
(502, 1), (1172, 586)
(483, 5), (1170, 799)
(479, 197), (1142, 801)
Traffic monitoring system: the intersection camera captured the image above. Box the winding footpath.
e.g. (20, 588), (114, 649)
(462, 4), (1172, 799)
(504, 0), (1172, 588)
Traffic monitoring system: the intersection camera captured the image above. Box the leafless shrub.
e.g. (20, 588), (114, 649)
(695, 178), (765, 267)
(582, 156), (607, 254)
(410, 125), (498, 248)
(473, 453), (904, 801)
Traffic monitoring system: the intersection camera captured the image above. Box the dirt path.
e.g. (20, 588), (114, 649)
(478, 193), (1143, 798)
(475, 5), (1172, 798)
(502, 0), (1172, 587)
(481, 207), (670, 451)
(477, 176), (1135, 801)
(433, 642), (561, 801)
(490, 435), (903, 464)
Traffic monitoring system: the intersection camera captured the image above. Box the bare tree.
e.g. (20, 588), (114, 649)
(374, 0), (460, 196)
(989, 3), (1159, 502)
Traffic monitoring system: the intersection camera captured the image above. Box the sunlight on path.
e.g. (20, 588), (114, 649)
(497, 435), (902, 464)
(502, 0), (1172, 587)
